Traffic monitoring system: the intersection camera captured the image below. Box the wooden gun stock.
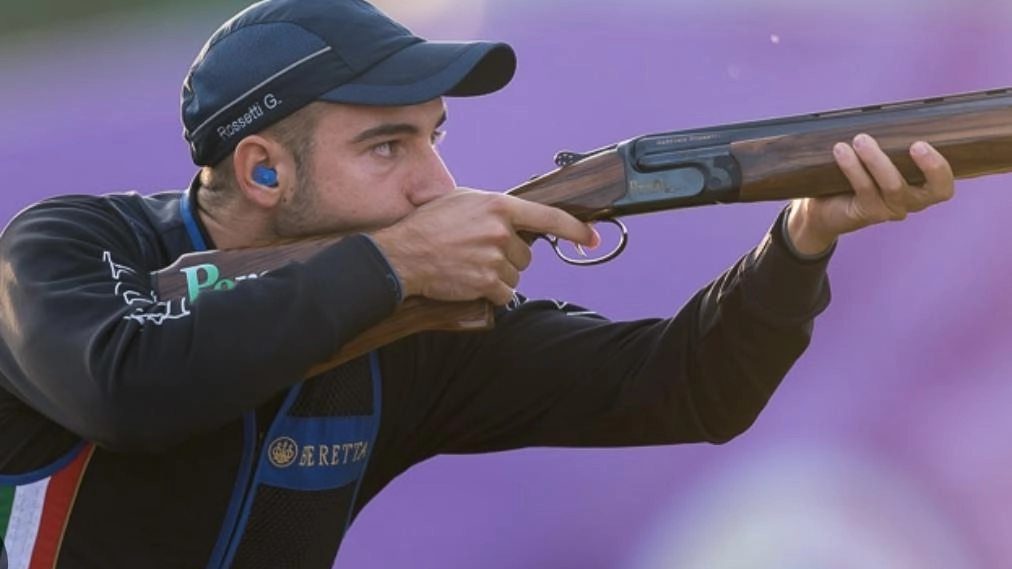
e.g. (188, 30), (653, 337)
(152, 238), (494, 376)
(152, 86), (1012, 376)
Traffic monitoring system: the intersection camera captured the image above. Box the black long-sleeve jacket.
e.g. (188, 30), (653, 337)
(0, 186), (830, 568)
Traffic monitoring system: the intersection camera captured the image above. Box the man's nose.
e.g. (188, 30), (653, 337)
(408, 147), (456, 206)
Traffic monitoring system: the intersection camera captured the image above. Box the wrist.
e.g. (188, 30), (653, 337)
(364, 228), (417, 300)
(784, 202), (837, 258)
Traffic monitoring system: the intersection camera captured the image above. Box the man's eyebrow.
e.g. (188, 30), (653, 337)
(351, 110), (448, 144)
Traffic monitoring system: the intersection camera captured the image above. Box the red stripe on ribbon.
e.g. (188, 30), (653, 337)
(28, 444), (94, 569)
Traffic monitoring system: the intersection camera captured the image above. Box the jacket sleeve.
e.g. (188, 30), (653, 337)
(0, 196), (399, 452)
(377, 207), (832, 460)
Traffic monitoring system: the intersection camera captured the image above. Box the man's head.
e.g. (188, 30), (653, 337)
(182, 0), (516, 167)
(181, 0), (516, 240)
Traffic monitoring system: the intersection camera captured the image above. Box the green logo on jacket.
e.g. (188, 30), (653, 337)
(179, 263), (264, 302)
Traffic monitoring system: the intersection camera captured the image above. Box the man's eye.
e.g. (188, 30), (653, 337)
(431, 129), (447, 146)
(374, 141), (399, 157)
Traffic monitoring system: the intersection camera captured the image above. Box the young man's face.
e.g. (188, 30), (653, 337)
(273, 97), (455, 238)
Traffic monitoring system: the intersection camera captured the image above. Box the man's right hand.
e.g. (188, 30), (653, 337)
(370, 188), (599, 305)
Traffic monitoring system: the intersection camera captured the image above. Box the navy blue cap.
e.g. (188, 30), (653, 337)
(181, 0), (517, 166)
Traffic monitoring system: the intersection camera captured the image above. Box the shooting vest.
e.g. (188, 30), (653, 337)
(214, 354), (382, 568)
(179, 194), (384, 568)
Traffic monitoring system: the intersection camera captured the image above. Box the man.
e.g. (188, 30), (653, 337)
(0, 0), (954, 567)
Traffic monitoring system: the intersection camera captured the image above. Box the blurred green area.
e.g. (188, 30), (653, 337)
(2, 0), (241, 36)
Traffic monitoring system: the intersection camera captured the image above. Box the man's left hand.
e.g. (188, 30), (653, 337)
(786, 133), (956, 256)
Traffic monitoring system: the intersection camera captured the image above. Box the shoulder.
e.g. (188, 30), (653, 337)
(4, 191), (183, 233)
(0, 191), (186, 274)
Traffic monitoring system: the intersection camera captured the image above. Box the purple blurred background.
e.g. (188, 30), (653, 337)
(3, 1), (1011, 567)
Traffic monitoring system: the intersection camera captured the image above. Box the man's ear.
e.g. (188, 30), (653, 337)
(231, 135), (295, 210)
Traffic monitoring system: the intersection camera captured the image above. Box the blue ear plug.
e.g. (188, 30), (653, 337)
(253, 165), (278, 187)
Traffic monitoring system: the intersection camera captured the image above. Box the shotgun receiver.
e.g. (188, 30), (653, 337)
(153, 86), (1012, 376)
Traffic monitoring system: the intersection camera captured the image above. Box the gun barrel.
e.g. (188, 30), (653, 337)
(614, 87), (1012, 211)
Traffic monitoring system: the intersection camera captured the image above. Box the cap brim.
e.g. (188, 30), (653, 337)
(318, 40), (516, 106)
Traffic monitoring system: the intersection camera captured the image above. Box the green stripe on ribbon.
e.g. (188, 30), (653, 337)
(0, 485), (14, 538)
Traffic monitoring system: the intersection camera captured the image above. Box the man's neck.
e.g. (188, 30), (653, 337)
(193, 186), (275, 250)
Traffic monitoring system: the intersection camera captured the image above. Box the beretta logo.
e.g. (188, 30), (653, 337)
(268, 436), (298, 468)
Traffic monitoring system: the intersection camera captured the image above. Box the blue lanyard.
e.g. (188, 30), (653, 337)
(180, 189), (209, 251)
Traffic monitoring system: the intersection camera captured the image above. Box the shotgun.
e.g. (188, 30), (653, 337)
(153, 86), (1012, 376)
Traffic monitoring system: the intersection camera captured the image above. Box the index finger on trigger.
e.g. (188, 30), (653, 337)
(507, 198), (600, 249)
